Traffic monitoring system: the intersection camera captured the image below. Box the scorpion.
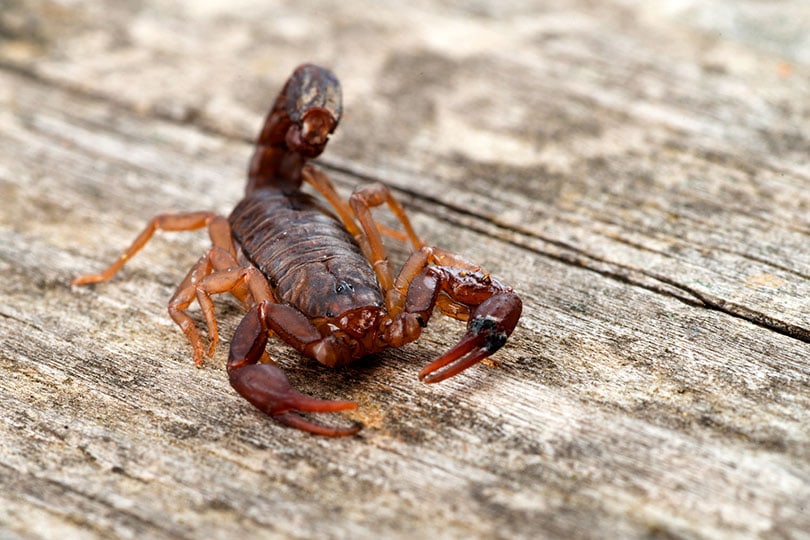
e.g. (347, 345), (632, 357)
(72, 64), (523, 436)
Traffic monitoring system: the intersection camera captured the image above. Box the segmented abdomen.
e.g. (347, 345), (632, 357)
(228, 188), (383, 319)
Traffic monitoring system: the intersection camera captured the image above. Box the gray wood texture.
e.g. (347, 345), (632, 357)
(2, 1), (809, 538)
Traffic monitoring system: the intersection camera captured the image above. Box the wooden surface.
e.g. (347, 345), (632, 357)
(2, 1), (809, 538)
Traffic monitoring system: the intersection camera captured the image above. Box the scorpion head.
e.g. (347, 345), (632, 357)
(334, 305), (385, 363)
(335, 306), (383, 341)
(309, 306), (383, 368)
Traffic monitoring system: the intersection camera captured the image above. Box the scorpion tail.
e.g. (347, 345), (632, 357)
(247, 64), (342, 193)
(419, 292), (522, 384)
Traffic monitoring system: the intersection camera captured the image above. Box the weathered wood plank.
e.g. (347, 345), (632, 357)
(1, 1), (809, 539)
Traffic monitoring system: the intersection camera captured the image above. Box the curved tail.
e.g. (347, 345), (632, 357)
(247, 64), (342, 194)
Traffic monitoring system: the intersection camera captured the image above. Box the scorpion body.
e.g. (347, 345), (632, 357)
(229, 189), (384, 321)
(73, 64), (522, 436)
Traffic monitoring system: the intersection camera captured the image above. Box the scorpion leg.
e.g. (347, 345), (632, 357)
(301, 165), (373, 261)
(228, 302), (361, 437)
(161, 216), (246, 366)
(350, 183), (424, 250)
(188, 263), (273, 362)
(304, 165), (415, 253)
(349, 182), (424, 293)
(302, 165), (363, 238)
(167, 252), (214, 366)
(73, 212), (249, 367)
(71, 211), (223, 285)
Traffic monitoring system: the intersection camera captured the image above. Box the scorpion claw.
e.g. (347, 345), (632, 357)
(273, 412), (362, 438)
(419, 292), (522, 384)
(229, 363), (361, 436)
(418, 334), (491, 384)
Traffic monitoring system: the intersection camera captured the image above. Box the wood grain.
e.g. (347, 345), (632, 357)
(1, 1), (809, 538)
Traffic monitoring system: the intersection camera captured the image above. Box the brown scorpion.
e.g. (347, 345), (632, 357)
(73, 64), (523, 436)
